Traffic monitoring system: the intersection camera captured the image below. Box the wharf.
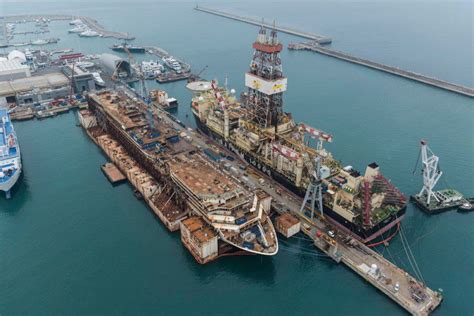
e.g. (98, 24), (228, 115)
(194, 5), (332, 44)
(298, 212), (442, 315)
(101, 162), (126, 184)
(288, 41), (474, 98)
(199, 135), (443, 315)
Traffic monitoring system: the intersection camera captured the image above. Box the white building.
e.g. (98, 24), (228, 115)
(0, 59), (31, 81)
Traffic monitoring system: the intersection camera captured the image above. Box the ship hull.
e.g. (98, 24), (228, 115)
(0, 163), (21, 199)
(192, 111), (405, 243)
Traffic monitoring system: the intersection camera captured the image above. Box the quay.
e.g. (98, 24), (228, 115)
(288, 41), (474, 98)
(101, 162), (126, 185)
(194, 5), (332, 44)
(243, 163), (443, 315)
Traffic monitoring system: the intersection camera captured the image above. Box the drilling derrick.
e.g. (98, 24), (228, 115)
(245, 25), (288, 129)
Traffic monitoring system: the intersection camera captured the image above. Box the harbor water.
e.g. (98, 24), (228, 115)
(0, 1), (473, 315)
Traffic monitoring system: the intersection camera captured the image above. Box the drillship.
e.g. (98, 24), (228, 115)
(190, 27), (407, 243)
(0, 109), (21, 199)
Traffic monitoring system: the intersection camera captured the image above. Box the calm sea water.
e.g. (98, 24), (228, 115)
(0, 1), (473, 315)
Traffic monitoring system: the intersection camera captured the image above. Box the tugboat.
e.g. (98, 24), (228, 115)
(458, 198), (474, 212)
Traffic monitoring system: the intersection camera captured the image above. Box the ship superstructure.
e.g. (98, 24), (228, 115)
(86, 90), (277, 257)
(190, 27), (407, 243)
(0, 109), (21, 199)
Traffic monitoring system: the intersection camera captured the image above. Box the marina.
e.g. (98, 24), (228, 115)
(1, 14), (134, 46)
(288, 41), (474, 98)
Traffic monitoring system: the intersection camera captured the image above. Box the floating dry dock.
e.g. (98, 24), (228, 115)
(79, 89), (278, 263)
(194, 5), (332, 44)
(288, 41), (474, 98)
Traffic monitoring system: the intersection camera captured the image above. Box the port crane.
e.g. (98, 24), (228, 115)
(299, 156), (324, 220)
(123, 45), (154, 129)
(415, 139), (443, 205)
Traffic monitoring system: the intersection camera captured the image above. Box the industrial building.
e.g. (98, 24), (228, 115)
(0, 59), (31, 81)
(0, 72), (69, 105)
(62, 64), (95, 93)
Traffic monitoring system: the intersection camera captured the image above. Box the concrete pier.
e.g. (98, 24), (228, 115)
(288, 41), (474, 98)
(194, 6), (332, 44)
(241, 165), (443, 315)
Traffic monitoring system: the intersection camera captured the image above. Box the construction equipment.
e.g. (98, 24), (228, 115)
(416, 139), (442, 205)
(299, 156), (323, 220)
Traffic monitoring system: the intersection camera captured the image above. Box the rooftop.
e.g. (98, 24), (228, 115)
(0, 72), (68, 97)
(0, 59), (29, 73)
(181, 216), (217, 243)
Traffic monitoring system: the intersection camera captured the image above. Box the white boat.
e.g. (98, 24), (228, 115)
(92, 72), (105, 86)
(141, 60), (164, 79)
(31, 39), (48, 45)
(75, 61), (95, 68)
(68, 26), (86, 33)
(0, 109), (21, 199)
(69, 19), (82, 25)
(79, 30), (99, 37)
(163, 56), (183, 73)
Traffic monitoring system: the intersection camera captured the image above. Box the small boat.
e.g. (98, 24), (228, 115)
(69, 19), (82, 25)
(133, 189), (143, 200)
(35, 110), (56, 120)
(31, 39), (48, 45)
(68, 26), (86, 33)
(458, 198), (474, 212)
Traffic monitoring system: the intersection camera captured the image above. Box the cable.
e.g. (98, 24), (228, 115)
(400, 224), (425, 284)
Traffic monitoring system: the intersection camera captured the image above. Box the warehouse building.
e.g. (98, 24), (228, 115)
(0, 59), (31, 81)
(0, 72), (69, 105)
